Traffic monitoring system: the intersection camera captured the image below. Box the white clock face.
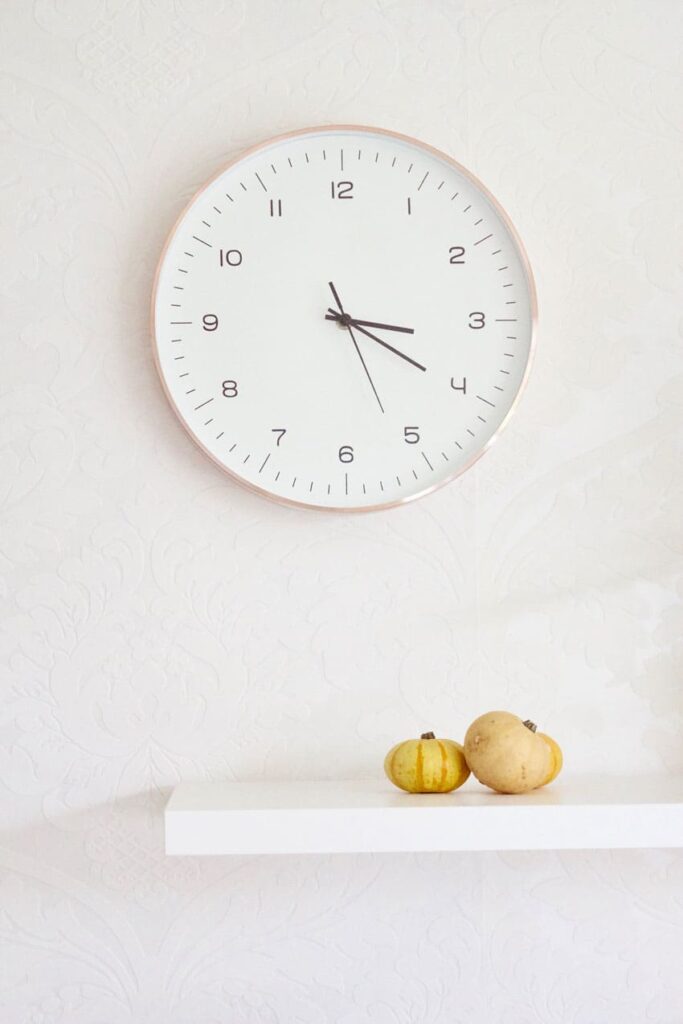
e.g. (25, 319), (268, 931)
(152, 126), (536, 511)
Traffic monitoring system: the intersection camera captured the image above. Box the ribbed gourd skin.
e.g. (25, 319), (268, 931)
(384, 735), (470, 794)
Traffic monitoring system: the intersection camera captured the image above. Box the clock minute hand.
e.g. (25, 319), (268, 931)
(325, 310), (414, 335)
(349, 321), (427, 372)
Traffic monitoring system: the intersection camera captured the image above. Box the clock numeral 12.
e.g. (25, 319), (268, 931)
(331, 181), (354, 199)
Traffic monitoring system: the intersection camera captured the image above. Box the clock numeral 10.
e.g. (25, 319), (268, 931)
(451, 377), (467, 393)
(331, 181), (354, 199)
(338, 445), (354, 463)
(219, 248), (242, 267)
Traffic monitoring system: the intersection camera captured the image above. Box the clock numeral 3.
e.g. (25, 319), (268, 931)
(469, 312), (485, 329)
(450, 377), (467, 393)
(202, 314), (218, 331)
(404, 426), (420, 444)
(331, 181), (354, 200)
(449, 246), (465, 264)
(219, 248), (242, 267)
(269, 199), (283, 217)
(221, 380), (238, 397)
(338, 445), (354, 463)
(271, 428), (286, 446)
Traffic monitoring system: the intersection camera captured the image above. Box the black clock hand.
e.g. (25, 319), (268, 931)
(328, 281), (385, 413)
(344, 320), (426, 372)
(325, 310), (414, 335)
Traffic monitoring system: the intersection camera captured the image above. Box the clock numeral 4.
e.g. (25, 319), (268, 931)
(219, 248), (242, 267)
(202, 314), (218, 331)
(469, 312), (485, 329)
(269, 199), (283, 217)
(271, 428), (286, 446)
(450, 377), (467, 393)
(404, 426), (420, 444)
(449, 246), (465, 264)
(221, 380), (238, 397)
(331, 181), (354, 199)
(338, 445), (354, 463)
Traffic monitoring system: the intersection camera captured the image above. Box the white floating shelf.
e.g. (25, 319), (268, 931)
(165, 775), (683, 856)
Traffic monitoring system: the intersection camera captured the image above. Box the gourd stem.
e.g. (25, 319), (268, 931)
(523, 719), (537, 733)
(421, 731), (436, 740)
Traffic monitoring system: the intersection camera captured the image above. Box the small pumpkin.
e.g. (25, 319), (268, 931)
(384, 732), (470, 794)
(464, 711), (562, 794)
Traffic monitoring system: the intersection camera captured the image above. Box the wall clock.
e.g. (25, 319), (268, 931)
(152, 125), (536, 511)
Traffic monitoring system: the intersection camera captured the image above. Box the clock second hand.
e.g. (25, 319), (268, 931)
(328, 281), (385, 414)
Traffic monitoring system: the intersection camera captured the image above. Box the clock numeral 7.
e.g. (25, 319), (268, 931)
(271, 428), (286, 446)
(331, 181), (354, 199)
(219, 248), (242, 267)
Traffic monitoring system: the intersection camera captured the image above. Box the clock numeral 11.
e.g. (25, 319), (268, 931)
(269, 199), (283, 217)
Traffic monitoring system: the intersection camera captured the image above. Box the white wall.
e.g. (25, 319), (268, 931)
(2, 1), (682, 1020)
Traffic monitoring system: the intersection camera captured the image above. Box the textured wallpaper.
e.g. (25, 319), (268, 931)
(1, 1), (683, 1020)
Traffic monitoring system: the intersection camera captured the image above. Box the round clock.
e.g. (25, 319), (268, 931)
(152, 125), (536, 511)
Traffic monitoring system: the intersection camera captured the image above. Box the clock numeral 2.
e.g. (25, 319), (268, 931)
(449, 246), (465, 264)
(221, 380), (238, 397)
(331, 181), (354, 199)
(219, 248), (242, 267)
(338, 445), (354, 463)
(269, 199), (283, 217)
(451, 377), (467, 393)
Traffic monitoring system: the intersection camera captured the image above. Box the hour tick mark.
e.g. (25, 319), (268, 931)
(417, 171), (429, 191)
(255, 171), (268, 192)
(340, 148), (344, 170)
(259, 453), (271, 473)
(194, 398), (214, 410)
(474, 233), (493, 246)
(170, 321), (192, 325)
(421, 451), (434, 470)
(192, 236), (212, 247)
(495, 318), (517, 322)
(477, 395), (495, 407)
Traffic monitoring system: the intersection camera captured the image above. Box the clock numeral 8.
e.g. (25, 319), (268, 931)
(404, 426), (420, 444)
(338, 445), (354, 463)
(469, 312), (485, 329)
(221, 380), (238, 397)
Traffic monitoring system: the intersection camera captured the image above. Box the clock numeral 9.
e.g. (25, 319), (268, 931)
(449, 246), (465, 264)
(338, 445), (354, 463)
(469, 312), (485, 329)
(219, 248), (242, 267)
(331, 181), (354, 200)
(450, 377), (467, 393)
(221, 380), (238, 397)
(404, 426), (420, 444)
(202, 314), (218, 332)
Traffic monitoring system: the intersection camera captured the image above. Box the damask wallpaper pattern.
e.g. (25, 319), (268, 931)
(1, 1), (682, 1020)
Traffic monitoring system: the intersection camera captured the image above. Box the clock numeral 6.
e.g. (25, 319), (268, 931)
(450, 377), (467, 393)
(338, 445), (354, 463)
(202, 314), (218, 331)
(331, 181), (354, 200)
(221, 380), (238, 397)
(219, 248), (242, 267)
(469, 312), (485, 329)
(404, 426), (420, 444)
(449, 246), (465, 264)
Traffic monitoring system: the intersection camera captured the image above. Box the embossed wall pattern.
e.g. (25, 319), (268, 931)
(1, 2), (682, 1021)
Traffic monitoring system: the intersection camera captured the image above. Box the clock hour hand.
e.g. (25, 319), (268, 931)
(325, 310), (414, 335)
(326, 309), (426, 372)
(328, 281), (385, 414)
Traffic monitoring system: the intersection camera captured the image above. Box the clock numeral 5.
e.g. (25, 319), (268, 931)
(331, 181), (354, 200)
(469, 312), (485, 329)
(221, 380), (238, 397)
(219, 248), (242, 267)
(202, 314), (218, 331)
(450, 377), (467, 393)
(338, 445), (354, 463)
(449, 246), (465, 264)
(404, 426), (420, 444)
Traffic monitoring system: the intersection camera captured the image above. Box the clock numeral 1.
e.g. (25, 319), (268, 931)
(407, 197), (412, 215)
(271, 428), (286, 446)
(404, 426), (420, 444)
(269, 199), (283, 217)
(449, 246), (465, 264)
(338, 445), (354, 463)
(219, 248), (242, 267)
(469, 312), (485, 329)
(221, 380), (238, 397)
(331, 181), (354, 199)
(450, 377), (467, 393)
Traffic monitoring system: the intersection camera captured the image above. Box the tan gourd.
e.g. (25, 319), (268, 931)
(384, 732), (470, 794)
(464, 711), (562, 794)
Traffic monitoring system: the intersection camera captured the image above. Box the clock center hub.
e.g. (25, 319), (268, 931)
(337, 312), (352, 328)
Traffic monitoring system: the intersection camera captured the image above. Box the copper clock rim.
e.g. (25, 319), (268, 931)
(150, 123), (538, 514)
